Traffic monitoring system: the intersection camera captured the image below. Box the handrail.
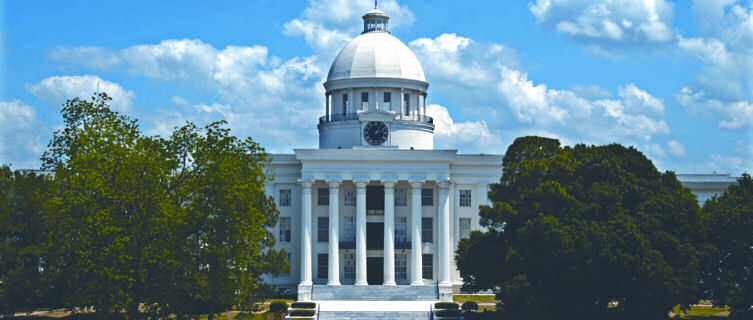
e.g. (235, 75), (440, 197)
(319, 112), (434, 124)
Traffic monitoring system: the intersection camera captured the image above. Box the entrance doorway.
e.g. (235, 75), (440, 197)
(366, 186), (384, 215)
(367, 257), (383, 285)
(366, 222), (384, 250)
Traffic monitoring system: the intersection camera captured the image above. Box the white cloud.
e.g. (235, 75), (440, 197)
(667, 140), (686, 157)
(648, 143), (666, 158)
(0, 100), (46, 169)
(26, 75), (135, 112)
(529, 0), (675, 54)
(676, 87), (753, 129)
(426, 104), (504, 152)
(571, 84), (613, 99)
(283, 0), (414, 56)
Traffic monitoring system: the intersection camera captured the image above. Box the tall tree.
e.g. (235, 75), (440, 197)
(701, 173), (753, 319)
(456, 136), (705, 320)
(0, 167), (55, 315)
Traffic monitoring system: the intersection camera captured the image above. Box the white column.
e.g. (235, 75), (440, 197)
(300, 181), (313, 286)
(383, 182), (396, 285)
(349, 88), (354, 112)
(355, 182), (368, 285)
(374, 87), (379, 110)
(438, 181), (452, 286)
(327, 181), (341, 285)
(410, 182), (423, 285)
(400, 88), (405, 117)
(325, 93), (330, 122)
(423, 93), (427, 120)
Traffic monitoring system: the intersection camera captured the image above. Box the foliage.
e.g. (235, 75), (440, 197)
(461, 301), (479, 312)
(435, 302), (459, 309)
(290, 302), (316, 309)
(434, 309), (462, 317)
(30, 93), (285, 319)
(456, 136), (706, 320)
(701, 173), (753, 319)
(269, 300), (288, 312)
(0, 167), (55, 315)
(287, 309), (315, 317)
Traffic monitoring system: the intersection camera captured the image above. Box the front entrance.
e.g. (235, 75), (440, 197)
(367, 257), (383, 285)
(366, 222), (384, 250)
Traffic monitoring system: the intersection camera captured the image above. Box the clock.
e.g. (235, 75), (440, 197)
(363, 121), (388, 146)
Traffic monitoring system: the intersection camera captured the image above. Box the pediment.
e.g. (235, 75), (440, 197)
(357, 109), (395, 122)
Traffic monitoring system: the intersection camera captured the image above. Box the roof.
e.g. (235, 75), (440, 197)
(326, 32), (426, 83)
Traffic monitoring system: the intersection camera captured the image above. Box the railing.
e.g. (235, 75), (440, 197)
(319, 112), (434, 124)
(339, 240), (356, 249)
(339, 240), (411, 249)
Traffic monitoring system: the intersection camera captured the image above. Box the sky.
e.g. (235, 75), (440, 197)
(0, 0), (752, 175)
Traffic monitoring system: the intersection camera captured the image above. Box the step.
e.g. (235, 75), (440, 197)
(311, 285), (437, 301)
(316, 300), (433, 320)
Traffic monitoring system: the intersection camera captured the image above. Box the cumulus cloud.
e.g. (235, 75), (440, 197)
(426, 104), (504, 152)
(26, 75), (135, 112)
(676, 1), (753, 130)
(529, 0), (675, 55)
(0, 100), (46, 168)
(49, 39), (326, 151)
(283, 0), (414, 56)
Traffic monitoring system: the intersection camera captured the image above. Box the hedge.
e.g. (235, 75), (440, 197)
(435, 309), (462, 317)
(269, 300), (289, 312)
(435, 302), (460, 309)
(462, 301), (479, 312)
(291, 302), (317, 309)
(288, 309), (316, 317)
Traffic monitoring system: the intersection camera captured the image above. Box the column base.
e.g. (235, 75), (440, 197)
(297, 283), (313, 301)
(382, 280), (396, 286)
(438, 284), (453, 302)
(410, 280), (424, 286)
(354, 280), (368, 286)
(327, 280), (341, 286)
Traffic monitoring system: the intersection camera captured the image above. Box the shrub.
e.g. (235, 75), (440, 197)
(269, 300), (289, 312)
(291, 302), (317, 309)
(435, 302), (459, 309)
(435, 309), (462, 318)
(288, 309), (316, 317)
(462, 301), (479, 312)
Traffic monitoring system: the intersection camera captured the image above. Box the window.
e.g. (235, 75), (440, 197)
(395, 254), (407, 280)
(342, 94), (348, 115)
(344, 253), (355, 279)
(459, 218), (471, 239)
(318, 217), (329, 242)
(422, 254), (433, 279)
(279, 217), (291, 242)
(383, 92), (391, 110)
(404, 94), (410, 115)
(395, 188), (407, 206)
(361, 92), (369, 109)
(344, 188), (356, 206)
(459, 189), (472, 207)
(318, 188), (329, 206)
(318, 254), (328, 279)
(421, 188), (433, 206)
(343, 216), (356, 243)
(279, 189), (291, 207)
(395, 217), (407, 244)
(422, 217), (433, 243)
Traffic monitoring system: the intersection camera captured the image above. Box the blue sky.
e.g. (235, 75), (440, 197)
(1, 0), (751, 174)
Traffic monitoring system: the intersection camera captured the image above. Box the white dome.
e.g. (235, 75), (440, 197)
(326, 32), (426, 83)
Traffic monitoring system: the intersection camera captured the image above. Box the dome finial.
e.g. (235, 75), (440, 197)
(362, 4), (390, 33)
(375, 0), (378, 9)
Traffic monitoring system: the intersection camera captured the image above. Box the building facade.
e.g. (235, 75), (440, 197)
(263, 7), (738, 302)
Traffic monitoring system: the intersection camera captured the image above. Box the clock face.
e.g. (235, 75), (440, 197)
(363, 121), (388, 146)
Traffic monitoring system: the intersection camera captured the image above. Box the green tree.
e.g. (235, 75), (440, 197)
(0, 167), (55, 315)
(41, 93), (285, 319)
(701, 173), (753, 319)
(456, 136), (705, 320)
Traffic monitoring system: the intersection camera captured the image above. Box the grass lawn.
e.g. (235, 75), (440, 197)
(670, 305), (730, 318)
(453, 295), (497, 304)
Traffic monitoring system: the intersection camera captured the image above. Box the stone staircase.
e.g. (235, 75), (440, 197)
(311, 285), (438, 319)
(311, 284), (437, 301)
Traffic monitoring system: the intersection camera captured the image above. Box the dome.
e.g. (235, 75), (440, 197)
(326, 32), (426, 83)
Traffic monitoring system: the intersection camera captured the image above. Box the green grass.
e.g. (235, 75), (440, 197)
(671, 305), (730, 318)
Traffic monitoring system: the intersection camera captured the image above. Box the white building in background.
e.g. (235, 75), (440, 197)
(263, 7), (738, 302)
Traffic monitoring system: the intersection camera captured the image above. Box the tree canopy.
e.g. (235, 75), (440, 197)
(456, 136), (706, 320)
(0, 93), (285, 319)
(701, 173), (753, 319)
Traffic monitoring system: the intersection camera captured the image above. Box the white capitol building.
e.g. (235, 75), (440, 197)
(263, 6), (737, 303)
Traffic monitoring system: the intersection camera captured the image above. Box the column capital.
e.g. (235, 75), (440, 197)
(327, 181), (341, 189)
(410, 182), (424, 189)
(355, 181), (368, 189)
(382, 182), (396, 189)
(439, 180), (452, 190)
(299, 180), (314, 188)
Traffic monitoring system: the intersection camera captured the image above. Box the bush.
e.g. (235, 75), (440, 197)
(435, 302), (459, 309)
(462, 301), (479, 312)
(291, 302), (317, 309)
(269, 300), (289, 312)
(288, 309), (316, 317)
(435, 309), (462, 318)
